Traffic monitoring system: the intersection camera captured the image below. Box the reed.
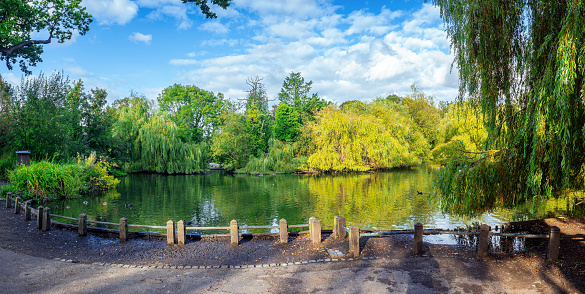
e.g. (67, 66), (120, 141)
(3, 153), (119, 202)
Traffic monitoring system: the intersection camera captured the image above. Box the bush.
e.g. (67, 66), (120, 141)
(3, 153), (119, 202)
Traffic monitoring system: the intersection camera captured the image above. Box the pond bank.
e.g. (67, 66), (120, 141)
(1, 204), (585, 293)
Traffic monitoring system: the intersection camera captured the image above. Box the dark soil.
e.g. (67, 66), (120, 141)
(1, 199), (585, 291)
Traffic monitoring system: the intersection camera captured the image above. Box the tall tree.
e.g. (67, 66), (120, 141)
(278, 72), (329, 125)
(243, 76), (271, 153)
(433, 0), (585, 214)
(0, 0), (92, 74)
(157, 84), (227, 143)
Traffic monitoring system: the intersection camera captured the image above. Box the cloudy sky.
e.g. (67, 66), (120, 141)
(1, 0), (458, 105)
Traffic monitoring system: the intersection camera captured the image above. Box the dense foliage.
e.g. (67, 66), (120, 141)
(3, 153), (119, 202)
(433, 0), (585, 214)
(0, 0), (92, 74)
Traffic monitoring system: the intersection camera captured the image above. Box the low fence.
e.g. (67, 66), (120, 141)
(3, 191), (585, 261)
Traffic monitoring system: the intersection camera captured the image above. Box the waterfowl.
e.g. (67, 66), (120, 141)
(102, 202), (108, 206)
(125, 203), (133, 208)
(65, 205), (70, 210)
(83, 201), (89, 205)
(417, 191), (423, 195)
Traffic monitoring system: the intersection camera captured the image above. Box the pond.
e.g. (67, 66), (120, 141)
(47, 164), (584, 239)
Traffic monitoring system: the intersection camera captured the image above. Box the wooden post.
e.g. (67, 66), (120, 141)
(312, 218), (321, 244)
(24, 201), (31, 221)
(42, 207), (51, 231)
(414, 223), (423, 255)
(279, 218), (288, 243)
(308, 216), (316, 240)
(349, 225), (360, 258)
(119, 218), (128, 242)
(478, 224), (490, 258)
(230, 219), (239, 246)
(5, 192), (11, 209)
(334, 215), (347, 239)
(14, 197), (20, 214)
(37, 206), (43, 229)
(177, 220), (186, 245)
(548, 226), (560, 261)
(78, 213), (87, 236)
(167, 220), (176, 245)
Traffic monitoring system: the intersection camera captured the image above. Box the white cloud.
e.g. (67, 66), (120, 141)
(169, 59), (198, 66)
(83, 0), (138, 25)
(199, 21), (229, 34)
(177, 3), (458, 102)
(0, 73), (20, 86)
(146, 4), (192, 29)
(201, 39), (240, 47)
(129, 32), (152, 45)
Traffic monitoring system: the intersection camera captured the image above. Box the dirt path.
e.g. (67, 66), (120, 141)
(1, 199), (585, 293)
(1, 246), (582, 294)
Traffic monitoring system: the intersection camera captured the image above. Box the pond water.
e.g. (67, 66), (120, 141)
(47, 164), (584, 241)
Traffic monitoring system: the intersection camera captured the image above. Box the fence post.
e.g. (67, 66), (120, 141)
(119, 217), (128, 242)
(334, 215), (347, 239)
(177, 220), (186, 245)
(548, 226), (560, 261)
(279, 218), (288, 243)
(414, 223), (423, 255)
(42, 207), (51, 231)
(5, 192), (11, 209)
(78, 213), (87, 236)
(478, 224), (490, 258)
(312, 218), (321, 244)
(24, 201), (31, 221)
(308, 216), (316, 240)
(349, 225), (360, 258)
(14, 197), (20, 214)
(167, 220), (176, 245)
(230, 219), (239, 246)
(37, 206), (43, 229)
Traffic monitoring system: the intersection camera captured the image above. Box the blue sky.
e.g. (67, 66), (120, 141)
(1, 0), (458, 106)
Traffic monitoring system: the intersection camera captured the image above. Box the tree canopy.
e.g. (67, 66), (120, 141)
(182, 0), (231, 19)
(433, 0), (585, 214)
(0, 0), (92, 74)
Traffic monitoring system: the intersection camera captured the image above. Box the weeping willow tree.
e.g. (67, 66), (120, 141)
(113, 95), (208, 174)
(433, 0), (585, 214)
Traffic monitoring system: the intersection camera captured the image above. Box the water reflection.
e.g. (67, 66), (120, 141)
(47, 165), (585, 236)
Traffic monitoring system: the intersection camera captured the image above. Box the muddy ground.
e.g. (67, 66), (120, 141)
(1, 199), (585, 293)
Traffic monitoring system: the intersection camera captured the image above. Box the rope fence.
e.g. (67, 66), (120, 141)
(3, 191), (583, 261)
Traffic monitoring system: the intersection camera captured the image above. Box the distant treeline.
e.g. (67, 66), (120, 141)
(0, 72), (486, 178)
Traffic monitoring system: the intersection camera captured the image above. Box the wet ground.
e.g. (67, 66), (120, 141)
(1, 199), (585, 293)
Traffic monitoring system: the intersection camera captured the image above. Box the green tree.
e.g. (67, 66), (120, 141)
(113, 93), (207, 173)
(306, 101), (427, 172)
(182, 0), (232, 19)
(433, 0), (585, 214)
(12, 72), (71, 159)
(0, 75), (14, 152)
(243, 76), (271, 153)
(273, 103), (301, 142)
(278, 72), (329, 124)
(0, 0), (92, 74)
(157, 84), (227, 143)
(211, 112), (255, 170)
(402, 85), (440, 149)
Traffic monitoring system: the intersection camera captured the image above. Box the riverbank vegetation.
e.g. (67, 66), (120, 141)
(0, 71), (488, 201)
(432, 0), (585, 215)
(3, 153), (119, 202)
(0, 72), (486, 177)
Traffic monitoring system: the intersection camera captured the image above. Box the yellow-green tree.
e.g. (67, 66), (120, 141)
(306, 100), (428, 172)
